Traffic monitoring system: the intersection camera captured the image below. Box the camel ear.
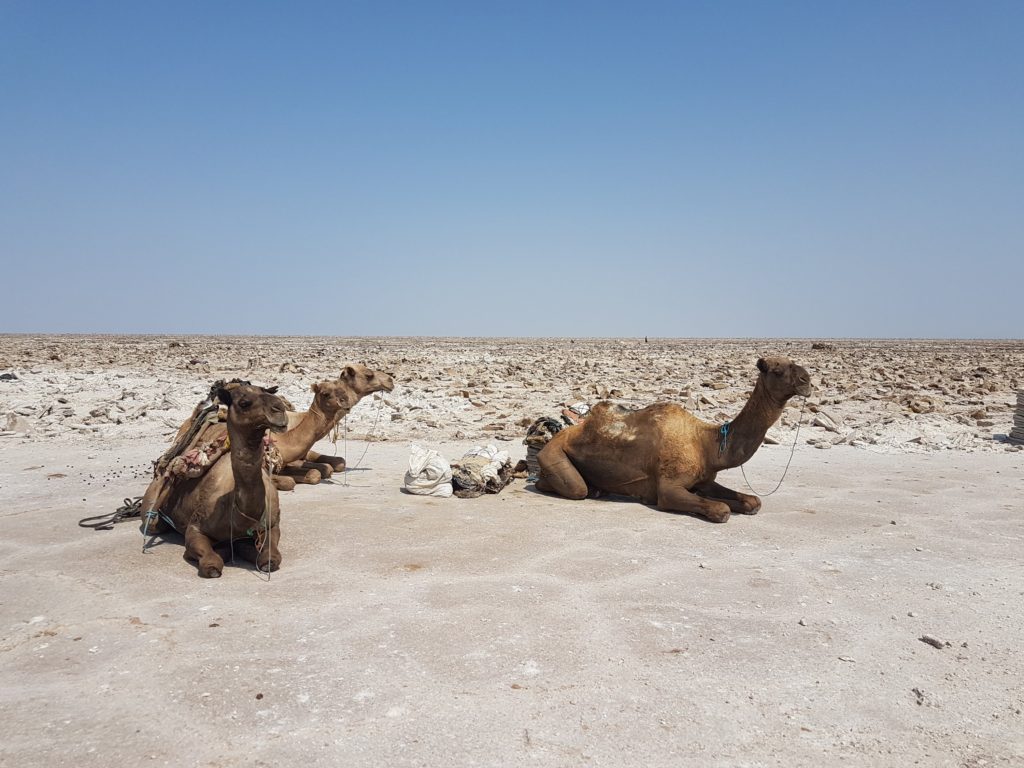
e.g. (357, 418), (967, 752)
(757, 358), (768, 374)
(216, 387), (233, 406)
(263, 386), (279, 395)
(342, 366), (356, 380)
(310, 382), (320, 393)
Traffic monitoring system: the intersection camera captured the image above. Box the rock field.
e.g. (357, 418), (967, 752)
(1, 335), (1022, 455)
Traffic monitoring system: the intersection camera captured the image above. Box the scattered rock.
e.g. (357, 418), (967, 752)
(919, 634), (950, 649)
(4, 414), (32, 434)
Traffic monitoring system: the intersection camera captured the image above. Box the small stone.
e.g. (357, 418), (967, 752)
(798, 618), (807, 626)
(919, 634), (949, 649)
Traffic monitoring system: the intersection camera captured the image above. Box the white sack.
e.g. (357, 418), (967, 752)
(404, 444), (453, 497)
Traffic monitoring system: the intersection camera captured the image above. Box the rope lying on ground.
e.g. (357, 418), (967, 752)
(78, 497), (143, 530)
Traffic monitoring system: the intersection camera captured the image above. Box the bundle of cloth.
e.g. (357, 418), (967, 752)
(450, 445), (514, 498)
(403, 444), (516, 499)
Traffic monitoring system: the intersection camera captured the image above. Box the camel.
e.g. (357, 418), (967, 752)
(149, 381), (290, 577)
(271, 364), (395, 490)
(535, 356), (812, 522)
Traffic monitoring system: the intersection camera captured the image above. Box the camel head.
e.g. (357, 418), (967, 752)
(216, 382), (290, 434)
(340, 363), (395, 397)
(309, 378), (357, 416)
(756, 356), (812, 402)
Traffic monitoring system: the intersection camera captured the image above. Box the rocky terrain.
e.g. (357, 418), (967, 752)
(1, 335), (1021, 455)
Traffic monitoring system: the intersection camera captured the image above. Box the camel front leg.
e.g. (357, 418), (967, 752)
(279, 462), (322, 485)
(233, 527), (282, 572)
(272, 475), (297, 492)
(306, 450), (345, 472)
(184, 524), (225, 578)
(535, 443), (589, 500)
(692, 480), (761, 515)
(656, 480), (732, 523)
(300, 460), (333, 479)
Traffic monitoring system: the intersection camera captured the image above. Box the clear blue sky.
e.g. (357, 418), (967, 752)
(1, 1), (1021, 337)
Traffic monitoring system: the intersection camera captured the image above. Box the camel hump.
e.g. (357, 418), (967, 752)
(590, 400), (686, 423)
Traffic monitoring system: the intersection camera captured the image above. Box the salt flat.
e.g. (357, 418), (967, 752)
(1, 336), (1022, 767)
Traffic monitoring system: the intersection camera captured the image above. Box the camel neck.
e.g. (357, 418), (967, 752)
(276, 399), (336, 464)
(226, 422), (269, 518)
(713, 379), (788, 471)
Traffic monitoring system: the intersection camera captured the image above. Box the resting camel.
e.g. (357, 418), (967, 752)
(150, 382), (290, 577)
(272, 364), (395, 490)
(536, 356), (812, 522)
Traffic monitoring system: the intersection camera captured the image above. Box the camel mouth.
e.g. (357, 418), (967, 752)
(796, 382), (813, 398)
(268, 421), (289, 434)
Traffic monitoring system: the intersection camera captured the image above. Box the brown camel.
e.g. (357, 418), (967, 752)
(535, 356), (811, 522)
(272, 364), (395, 490)
(153, 382), (290, 577)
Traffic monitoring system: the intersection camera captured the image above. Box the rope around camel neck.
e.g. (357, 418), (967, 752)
(738, 396), (807, 497)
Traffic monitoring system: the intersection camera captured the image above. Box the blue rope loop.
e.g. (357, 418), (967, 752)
(140, 508), (180, 552)
(719, 421), (730, 455)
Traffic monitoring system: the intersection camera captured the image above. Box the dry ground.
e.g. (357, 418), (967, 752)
(1, 337), (1022, 767)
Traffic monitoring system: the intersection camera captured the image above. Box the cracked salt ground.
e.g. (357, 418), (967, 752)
(1, 337), (1023, 767)
(1, 336), (1022, 452)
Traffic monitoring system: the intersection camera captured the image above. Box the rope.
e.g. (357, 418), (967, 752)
(229, 491), (273, 581)
(340, 394), (385, 486)
(78, 497), (143, 530)
(738, 396), (807, 497)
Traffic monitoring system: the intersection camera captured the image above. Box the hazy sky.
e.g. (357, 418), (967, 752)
(1, 2), (1021, 338)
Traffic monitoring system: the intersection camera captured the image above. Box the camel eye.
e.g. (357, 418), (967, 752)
(238, 399), (252, 409)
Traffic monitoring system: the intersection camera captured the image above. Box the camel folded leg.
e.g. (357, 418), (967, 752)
(278, 462), (322, 485)
(184, 524), (225, 578)
(231, 528), (282, 572)
(692, 480), (761, 515)
(656, 480), (732, 523)
(301, 460), (333, 479)
(535, 443), (589, 500)
(306, 450), (345, 472)
(272, 475), (297, 492)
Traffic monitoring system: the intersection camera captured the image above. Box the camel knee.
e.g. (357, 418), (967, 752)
(273, 476), (297, 492)
(310, 452), (345, 471)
